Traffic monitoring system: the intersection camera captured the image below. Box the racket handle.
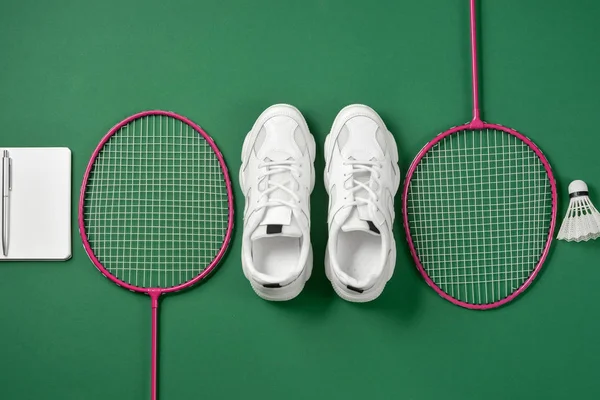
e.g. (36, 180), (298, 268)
(150, 292), (160, 400)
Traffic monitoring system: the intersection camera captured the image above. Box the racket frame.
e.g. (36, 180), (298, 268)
(79, 110), (233, 400)
(78, 110), (234, 295)
(78, 110), (234, 399)
(402, 122), (557, 309)
(402, 0), (558, 309)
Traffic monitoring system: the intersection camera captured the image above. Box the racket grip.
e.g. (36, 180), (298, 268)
(150, 292), (160, 400)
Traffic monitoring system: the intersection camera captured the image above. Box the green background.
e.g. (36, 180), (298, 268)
(1, 0), (599, 399)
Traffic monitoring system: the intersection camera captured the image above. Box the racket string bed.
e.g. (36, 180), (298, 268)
(84, 115), (229, 289)
(405, 128), (555, 307)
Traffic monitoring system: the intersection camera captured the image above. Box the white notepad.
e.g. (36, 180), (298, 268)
(0, 147), (71, 261)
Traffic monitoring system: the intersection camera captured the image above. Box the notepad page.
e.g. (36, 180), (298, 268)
(0, 148), (71, 260)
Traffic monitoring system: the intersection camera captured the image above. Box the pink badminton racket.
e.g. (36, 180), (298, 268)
(79, 110), (234, 399)
(402, 0), (557, 309)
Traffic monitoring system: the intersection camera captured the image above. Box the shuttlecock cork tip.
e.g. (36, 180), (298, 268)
(568, 180), (588, 197)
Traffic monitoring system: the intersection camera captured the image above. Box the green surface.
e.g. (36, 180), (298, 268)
(1, 0), (599, 399)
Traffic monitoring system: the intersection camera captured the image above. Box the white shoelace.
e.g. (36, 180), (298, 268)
(257, 160), (302, 210)
(343, 160), (382, 209)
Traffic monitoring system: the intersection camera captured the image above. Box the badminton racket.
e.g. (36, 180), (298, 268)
(79, 110), (234, 399)
(402, 0), (557, 309)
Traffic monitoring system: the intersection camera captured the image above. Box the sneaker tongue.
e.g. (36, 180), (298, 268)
(341, 207), (380, 236)
(251, 206), (302, 240)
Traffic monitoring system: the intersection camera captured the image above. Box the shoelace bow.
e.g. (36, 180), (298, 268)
(257, 160), (302, 210)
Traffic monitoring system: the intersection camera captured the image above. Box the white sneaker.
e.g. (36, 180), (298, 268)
(240, 104), (316, 301)
(324, 105), (400, 302)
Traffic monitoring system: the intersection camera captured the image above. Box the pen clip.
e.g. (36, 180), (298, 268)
(8, 158), (11, 191)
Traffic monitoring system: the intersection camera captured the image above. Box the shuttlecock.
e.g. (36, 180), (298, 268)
(557, 180), (600, 242)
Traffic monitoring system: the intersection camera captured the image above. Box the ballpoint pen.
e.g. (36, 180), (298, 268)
(2, 150), (11, 256)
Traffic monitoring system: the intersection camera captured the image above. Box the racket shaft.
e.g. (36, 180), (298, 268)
(470, 0), (480, 123)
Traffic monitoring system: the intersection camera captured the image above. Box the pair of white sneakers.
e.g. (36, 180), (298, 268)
(240, 104), (400, 302)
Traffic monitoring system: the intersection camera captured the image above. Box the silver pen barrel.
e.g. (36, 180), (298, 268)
(2, 150), (10, 256)
(2, 197), (7, 256)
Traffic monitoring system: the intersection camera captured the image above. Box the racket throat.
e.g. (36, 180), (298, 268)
(469, 115), (484, 130)
(149, 289), (161, 308)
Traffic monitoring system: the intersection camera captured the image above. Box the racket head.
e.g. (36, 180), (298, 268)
(403, 122), (557, 309)
(79, 110), (234, 295)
